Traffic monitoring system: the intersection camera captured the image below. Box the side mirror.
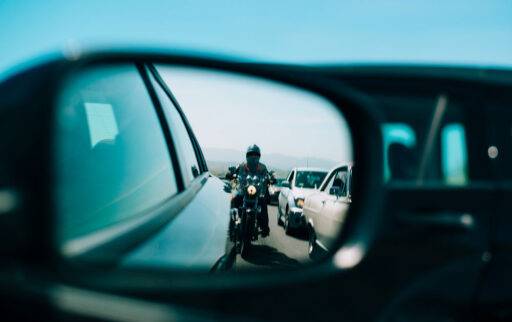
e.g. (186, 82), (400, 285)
(0, 49), (382, 282)
(191, 166), (199, 178)
(329, 186), (341, 196)
(329, 180), (346, 196)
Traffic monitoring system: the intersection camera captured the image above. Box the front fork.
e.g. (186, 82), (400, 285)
(230, 197), (262, 249)
(245, 207), (261, 241)
(229, 208), (241, 241)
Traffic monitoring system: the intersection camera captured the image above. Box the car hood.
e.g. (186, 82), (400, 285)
(291, 187), (319, 199)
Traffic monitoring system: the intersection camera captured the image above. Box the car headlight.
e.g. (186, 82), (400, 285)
(247, 185), (257, 196)
(295, 198), (305, 208)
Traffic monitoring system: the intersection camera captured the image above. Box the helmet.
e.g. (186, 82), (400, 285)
(246, 144), (261, 157)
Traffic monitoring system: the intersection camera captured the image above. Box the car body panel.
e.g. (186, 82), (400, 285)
(304, 164), (352, 251)
(121, 176), (231, 268)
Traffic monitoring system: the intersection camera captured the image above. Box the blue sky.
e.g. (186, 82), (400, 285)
(1, 0), (511, 80)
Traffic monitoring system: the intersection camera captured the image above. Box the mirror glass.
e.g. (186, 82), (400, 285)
(54, 63), (353, 271)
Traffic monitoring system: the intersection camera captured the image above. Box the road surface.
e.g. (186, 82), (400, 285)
(234, 205), (311, 270)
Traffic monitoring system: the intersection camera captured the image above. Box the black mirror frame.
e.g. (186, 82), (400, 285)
(0, 50), (383, 292)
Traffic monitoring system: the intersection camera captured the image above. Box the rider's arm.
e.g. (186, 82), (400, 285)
(264, 167), (276, 184)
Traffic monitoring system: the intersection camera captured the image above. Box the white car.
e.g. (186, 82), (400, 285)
(277, 167), (328, 234)
(303, 164), (353, 258)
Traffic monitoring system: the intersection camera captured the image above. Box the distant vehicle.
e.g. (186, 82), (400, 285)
(277, 167), (328, 234)
(303, 164), (353, 258)
(268, 178), (286, 205)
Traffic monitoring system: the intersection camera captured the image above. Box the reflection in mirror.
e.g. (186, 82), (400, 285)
(54, 64), (353, 272)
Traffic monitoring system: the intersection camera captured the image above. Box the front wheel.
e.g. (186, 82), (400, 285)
(284, 209), (293, 235)
(234, 223), (242, 254)
(240, 239), (251, 258)
(277, 210), (284, 226)
(241, 212), (254, 258)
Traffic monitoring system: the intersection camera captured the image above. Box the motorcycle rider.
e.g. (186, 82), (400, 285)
(229, 144), (274, 237)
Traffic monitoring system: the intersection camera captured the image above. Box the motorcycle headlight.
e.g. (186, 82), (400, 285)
(295, 198), (305, 208)
(247, 185), (257, 196)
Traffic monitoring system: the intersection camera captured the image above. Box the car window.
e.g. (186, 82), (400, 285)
(338, 170), (349, 196)
(325, 168), (348, 196)
(295, 171), (327, 189)
(323, 169), (340, 192)
(152, 75), (200, 186)
(384, 121), (469, 185)
(441, 123), (468, 185)
(55, 64), (178, 243)
(383, 123), (417, 182)
(381, 94), (470, 186)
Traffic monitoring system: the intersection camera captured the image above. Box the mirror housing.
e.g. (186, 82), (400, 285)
(0, 49), (383, 289)
(281, 181), (291, 188)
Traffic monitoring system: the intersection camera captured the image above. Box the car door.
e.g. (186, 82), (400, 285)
(304, 168), (338, 232)
(303, 191), (325, 227)
(315, 167), (347, 249)
(316, 167), (350, 248)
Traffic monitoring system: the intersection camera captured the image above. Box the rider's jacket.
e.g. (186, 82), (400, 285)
(234, 162), (269, 196)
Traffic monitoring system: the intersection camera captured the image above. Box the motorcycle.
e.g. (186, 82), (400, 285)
(229, 172), (270, 257)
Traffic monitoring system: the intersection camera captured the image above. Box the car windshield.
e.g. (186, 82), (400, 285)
(294, 171), (327, 189)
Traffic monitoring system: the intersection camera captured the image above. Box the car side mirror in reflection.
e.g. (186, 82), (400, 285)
(329, 186), (341, 196)
(281, 181), (291, 188)
(192, 166), (199, 178)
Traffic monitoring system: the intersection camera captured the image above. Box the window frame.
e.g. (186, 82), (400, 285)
(288, 170), (295, 185)
(322, 166), (349, 193)
(323, 170), (339, 193)
(321, 166), (343, 191)
(146, 66), (201, 187)
(148, 64), (209, 178)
